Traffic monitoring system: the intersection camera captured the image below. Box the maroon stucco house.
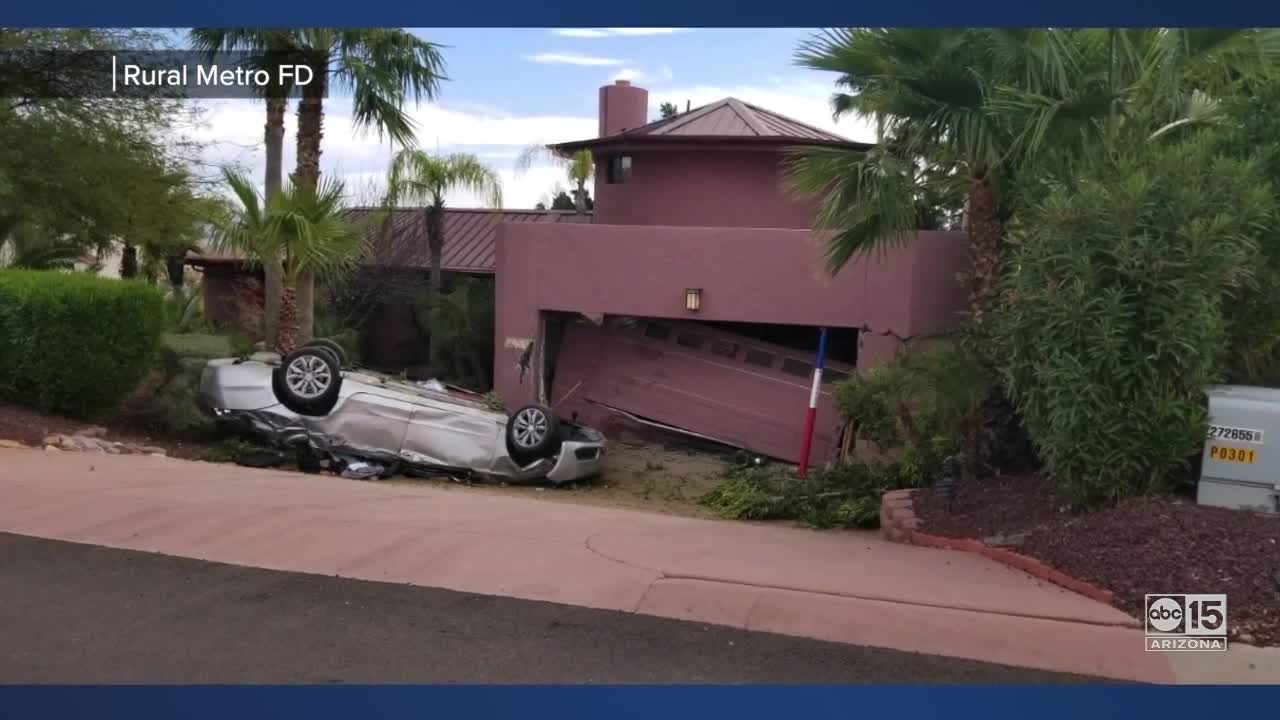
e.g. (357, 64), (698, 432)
(493, 80), (969, 464)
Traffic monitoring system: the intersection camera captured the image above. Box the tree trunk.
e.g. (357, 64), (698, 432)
(426, 201), (446, 372)
(573, 181), (587, 215)
(292, 69), (327, 343)
(296, 271), (315, 342)
(165, 254), (185, 290)
(120, 244), (138, 279)
(275, 284), (301, 355)
(965, 173), (1004, 327)
(262, 95), (287, 347)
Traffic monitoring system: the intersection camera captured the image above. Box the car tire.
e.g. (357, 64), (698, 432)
(306, 345), (342, 371)
(272, 347), (343, 417)
(303, 338), (349, 368)
(506, 403), (562, 461)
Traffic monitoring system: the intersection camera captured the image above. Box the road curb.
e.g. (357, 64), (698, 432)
(879, 489), (1116, 606)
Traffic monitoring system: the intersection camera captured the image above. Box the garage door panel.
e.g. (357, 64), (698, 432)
(555, 318), (848, 463)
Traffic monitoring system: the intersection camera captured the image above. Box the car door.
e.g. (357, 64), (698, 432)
(401, 398), (504, 472)
(312, 389), (414, 456)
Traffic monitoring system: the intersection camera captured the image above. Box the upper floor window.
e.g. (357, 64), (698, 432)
(606, 155), (632, 184)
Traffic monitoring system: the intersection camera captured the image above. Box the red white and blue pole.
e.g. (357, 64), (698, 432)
(798, 327), (829, 478)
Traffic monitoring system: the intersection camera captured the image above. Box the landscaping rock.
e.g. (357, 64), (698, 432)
(44, 445), (60, 451)
(983, 532), (1030, 547)
(76, 426), (108, 438)
(0, 439), (29, 449)
(35, 432), (166, 457)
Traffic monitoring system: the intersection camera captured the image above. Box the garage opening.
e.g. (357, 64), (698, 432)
(545, 314), (858, 463)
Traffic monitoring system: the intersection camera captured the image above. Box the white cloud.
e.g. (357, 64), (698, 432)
(190, 98), (595, 210)
(552, 28), (691, 38)
(522, 52), (623, 67)
(610, 65), (674, 84)
(647, 79), (878, 143)
(185, 73), (875, 215)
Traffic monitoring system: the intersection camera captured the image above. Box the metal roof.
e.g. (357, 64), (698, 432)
(187, 208), (591, 275)
(553, 97), (868, 152)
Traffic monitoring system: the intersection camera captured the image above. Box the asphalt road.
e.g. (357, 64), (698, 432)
(0, 532), (1096, 683)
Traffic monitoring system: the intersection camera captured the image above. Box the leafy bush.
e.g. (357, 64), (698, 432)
(700, 460), (912, 529)
(161, 333), (236, 360)
(1215, 76), (1280, 385)
(834, 345), (989, 484)
(0, 270), (162, 418)
(162, 279), (216, 334)
(993, 138), (1275, 507)
(125, 333), (259, 436)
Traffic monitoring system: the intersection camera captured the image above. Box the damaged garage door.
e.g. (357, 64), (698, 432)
(549, 316), (853, 464)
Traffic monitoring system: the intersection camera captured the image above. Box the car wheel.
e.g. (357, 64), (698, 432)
(303, 338), (349, 368)
(307, 345), (342, 371)
(506, 403), (562, 461)
(272, 347), (343, 416)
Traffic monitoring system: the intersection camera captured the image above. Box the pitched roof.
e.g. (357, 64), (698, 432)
(355, 207), (590, 274)
(187, 207), (591, 275)
(552, 97), (869, 152)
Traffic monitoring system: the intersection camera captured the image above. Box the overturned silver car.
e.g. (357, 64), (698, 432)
(198, 340), (606, 484)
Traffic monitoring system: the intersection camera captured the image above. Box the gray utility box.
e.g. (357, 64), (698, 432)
(1198, 385), (1280, 513)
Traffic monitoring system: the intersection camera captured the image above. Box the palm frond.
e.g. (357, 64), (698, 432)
(786, 144), (929, 273)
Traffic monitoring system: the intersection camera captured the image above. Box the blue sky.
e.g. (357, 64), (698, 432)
(197, 28), (874, 208)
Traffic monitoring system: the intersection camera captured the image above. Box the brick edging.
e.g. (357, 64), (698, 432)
(879, 489), (1116, 605)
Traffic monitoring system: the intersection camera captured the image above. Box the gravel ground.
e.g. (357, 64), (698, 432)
(914, 476), (1280, 646)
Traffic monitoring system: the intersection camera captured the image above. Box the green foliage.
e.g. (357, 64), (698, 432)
(1, 29), (214, 276)
(161, 281), (219, 334)
(993, 138), (1275, 506)
(700, 461), (910, 529)
(314, 307), (363, 365)
(834, 346), (989, 484)
(1214, 76), (1280, 385)
(161, 333), (237, 361)
(0, 270), (163, 418)
(423, 277), (495, 389)
(201, 436), (268, 464)
(214, 170), (368, 286)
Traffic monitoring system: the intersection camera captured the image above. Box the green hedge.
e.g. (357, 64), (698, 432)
(0, 270), (163, 418)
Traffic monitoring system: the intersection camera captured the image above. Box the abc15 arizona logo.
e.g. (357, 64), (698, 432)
(1144, 594), (1228, 651)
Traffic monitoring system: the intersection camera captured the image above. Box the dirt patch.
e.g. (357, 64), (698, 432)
(914, 476), (1280, 646)
(0, 402), (217, 461)
(389, 441), (732, 519)
(0, 402), (730, 519)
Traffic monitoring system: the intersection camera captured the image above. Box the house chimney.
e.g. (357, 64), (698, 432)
(599, 79), (648, 137)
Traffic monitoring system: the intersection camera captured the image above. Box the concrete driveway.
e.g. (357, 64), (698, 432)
(1, 448), (1272, 682)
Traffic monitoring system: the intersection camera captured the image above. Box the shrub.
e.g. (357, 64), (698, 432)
(0, 270), (163, 418)
(834, 345), (989, 484)
(993, 138), (1275, 507)
(699, 460), (912, 529)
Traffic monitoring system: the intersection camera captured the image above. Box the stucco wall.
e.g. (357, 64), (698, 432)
(592, 150), (821, 229)
(493, 222), (968, 406)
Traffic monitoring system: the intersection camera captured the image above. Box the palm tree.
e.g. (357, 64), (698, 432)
(787, 29), (1099, 326)
(788, 28), (1280, 324)
(383, 149), (502, 372)
(190, 29), (301, 344)
(190, 28), (446, 344)
(213, 169), (365, 353)
(516, 147), (593, 214)
(284, 29), (447, 342)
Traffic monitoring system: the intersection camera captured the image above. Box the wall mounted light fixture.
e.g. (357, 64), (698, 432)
(685, 288), (702, 312)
